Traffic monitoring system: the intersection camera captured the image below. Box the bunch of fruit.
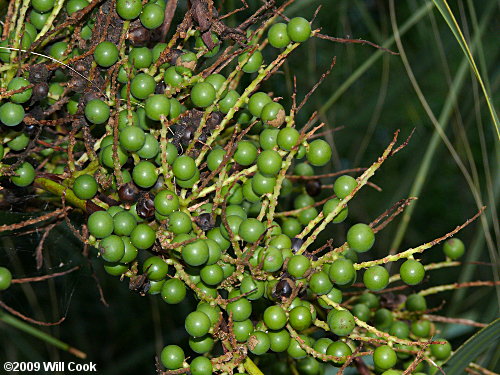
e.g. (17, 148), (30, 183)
(0, 1), (474, 374)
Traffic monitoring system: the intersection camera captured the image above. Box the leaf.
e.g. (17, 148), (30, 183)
(442, 318), (500, 374)
(430, 0), (500, 139)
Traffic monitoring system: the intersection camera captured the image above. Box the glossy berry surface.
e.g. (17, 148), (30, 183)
(373, 345), (397, 370)
(85, 99), (110, 124)
(329, 259), (356, 286)
(333, 175), (358, 199)
(263, 305), (287, 330)
(94, 41), (119, 67)
(287, 255), (310, 279)
(363, 265), (389, 291)
(191, 82), (216, 108)
(87, 211), (113, 238)
(161, 278), (186, 304)
(327, 309), (355, 336)
(116, 0), (142, 20)
(11, 162), (35, 187)
(140, 3), (164, 29)
(307, 139), (332, 166)
(346, 223), (375, 253)
(268, 23), (291, 48)
(287, 17), (312, 43)
(0, 267), (12, 291)
(400, 259), (425, 285)
(73, 174), (98, 200)
(160, 345), (184, 370)
(443, 238), (465, 259)
(0, 102), (25, 126)
(185, 311), (211, 337)
(130, 223), (156, 249)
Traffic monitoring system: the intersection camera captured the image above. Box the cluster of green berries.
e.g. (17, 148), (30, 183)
(0, 1), (465, 374)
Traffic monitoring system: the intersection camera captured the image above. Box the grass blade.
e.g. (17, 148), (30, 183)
(430, 0), (499, 139)
(442, 318), (500, 374)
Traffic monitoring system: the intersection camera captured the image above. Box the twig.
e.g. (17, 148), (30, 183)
(315, 33), (399, 55)
(12, 266), (80, 284)
(0, 300), (65, 326)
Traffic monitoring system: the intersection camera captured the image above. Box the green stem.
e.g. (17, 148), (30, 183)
(0, 310), (86, 359)
(34, 177), (87, 211)
(243, 357), (264, 375)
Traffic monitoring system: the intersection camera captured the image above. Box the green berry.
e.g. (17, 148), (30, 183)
(431, 338), (451, 361)
(326, 341), (352, 366)
(144, 95), (170, 121)
(239, 50), (263, 73)
(264, 305), (287, 330)
(443, 238), (465, 260)
(191, 82), (216, 108)
(143, 255), (168, 280)
(306, 139), (331, 166)
(363, 265), (389, 291)
(161, 278), (186, 304)
(333, 175), (358, 199)
(129, 47), (152, 69)
(172, 155), (197, 181)
(113, 211), (136, 236)
(0, 102), (25, 126)
(87, 211), (113, 238)
(248, 92), (272, 118)
(73, 174), (98, 200)
(7, 77), (32, 104)
(309, 271), (333, 295)
(190, 356), (212, 375)
(289, 306), (312, 331)
(400, 259), (425, 285)
(185, 311), (211, 337)
(373, 345), (397, 370)
(93, 41), (119, 67)
(329, 259), (356, 286)
(130, 223), (156, 249)
(130, 73), (155, 99)
(132, 160), (158, 188)
(85, 99), (110, 124)
(287, 17), (311, 43)
(0, 267), (13, 291)
(234, 140), (257, 166)
(168, 211), (192, 234)
(327, 309), (355, 336)
(116, 0), (142, 19)
(405, 293), (427, 311)
(99, 235), (125, 262)
(182, 239), (209, 267)
(347, 223), (375, 253)
(268, 329), (291, 352)
(119, 126), (146, 152)
(140, 3), (164, 29)
(238, 218), (265, 243)
(287, 255), (310, 279)
(277, 127), (300, 151)
(257, 150), (282, 176)
(268, 23), (291, 48)
(32, 0), (55, 13)
(160, 345), (184, 370)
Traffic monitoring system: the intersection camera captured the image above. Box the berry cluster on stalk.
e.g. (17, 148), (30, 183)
(0, 1), (481, 375)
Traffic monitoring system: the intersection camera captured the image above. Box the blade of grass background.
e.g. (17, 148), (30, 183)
(442, 318), (500, 374)
(0, 311), (86, 358)
(388, 1), (500, 306)
(317, 2), (435, 115)
(430, 0), (500, 140)
(448, 0), (500, 318)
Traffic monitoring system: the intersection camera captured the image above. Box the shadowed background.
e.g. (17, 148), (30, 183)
(0, 1), (498, 374)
